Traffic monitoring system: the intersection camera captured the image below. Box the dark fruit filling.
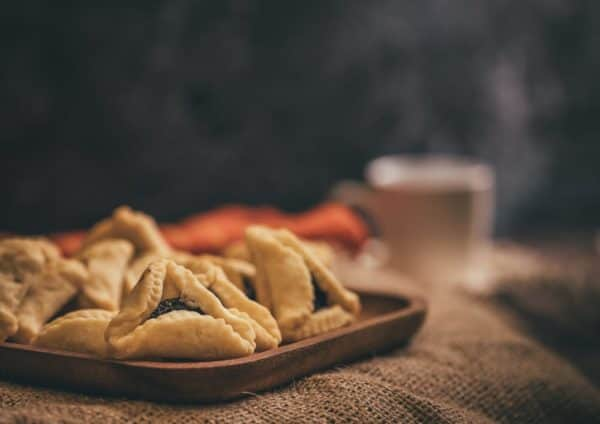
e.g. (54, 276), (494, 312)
(149, 298), (205, 319)
(311, 275), (328, 310)
(243, 277), (256, 300)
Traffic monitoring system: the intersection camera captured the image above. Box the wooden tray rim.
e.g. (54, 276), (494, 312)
(0, 287), (427, 370)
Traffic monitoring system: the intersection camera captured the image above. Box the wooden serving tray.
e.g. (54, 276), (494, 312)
(0, 288), (426, 403)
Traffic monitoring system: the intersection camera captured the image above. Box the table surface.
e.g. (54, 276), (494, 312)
(1, 237), (599, 423)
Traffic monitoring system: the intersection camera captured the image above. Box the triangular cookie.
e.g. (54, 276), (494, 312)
(34, 309), (116, 357)
(172, 252), (256, 298)
(105, 259), (256, 360)
(132, 252), (275, 349)
(14, 254), (88, 343)
(273, 228), (360, 315)
(193, 262), (281, 351)
(0, 238), (61, 342)
(82, 206), (171, 255)
(245, 226), (360, 342)
(76, 239), (134, 311)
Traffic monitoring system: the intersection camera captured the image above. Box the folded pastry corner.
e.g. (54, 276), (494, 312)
(82, 206), (171, 255)
(13, 257), (88, 344)
(196, 263), (281, 351)
(122, 251), (164, 298)
(172, 252), (256, 297)
(77, 238), (134, 311)
(281, 305), (355, 342)
(84, 206), (178, 301)
(245, 226), (312, 330)
(0, 238), (61, 342)
(274, 228), (360, 316)
(105, 259), (256, 360)
(34, 309), (117, 357)
(245, 226), (360, 342)
(224, 238), (335, 269)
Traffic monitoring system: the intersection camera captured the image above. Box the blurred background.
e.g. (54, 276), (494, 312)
(1, 0), (599, 236)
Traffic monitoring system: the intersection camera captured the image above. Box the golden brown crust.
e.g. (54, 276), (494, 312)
(302, 240), (335, 269)
(224, 238), (335, 268)
(106, 259), (256, 360)
(172, 252), (255, 293)
(0, 238), (83, 343)
(274, 229), (361, 316)
(282, 305), (355, 342)
(77, 239), (134, 310)
(124, 250), (256, 298)
(122, 252), (164, 298)
(245, 226), (361, 341)
(245, 227), (313, 331)
(82, 206), (171, 255)
(198, 264), (281, 351)
(13, 258), (88, 344)
(222, 240), (249, 261)
(0, 238), (59, 341)
(34, 309), (116, 357)
(0, 281), (24, 342)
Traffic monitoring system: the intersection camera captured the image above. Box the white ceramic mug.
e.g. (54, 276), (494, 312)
(333, 155), (494, 286)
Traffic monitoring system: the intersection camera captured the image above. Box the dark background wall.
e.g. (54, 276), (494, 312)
(1, 1), (599, 235)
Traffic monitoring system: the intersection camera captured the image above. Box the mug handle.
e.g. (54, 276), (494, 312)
(329, 181), (379, 236)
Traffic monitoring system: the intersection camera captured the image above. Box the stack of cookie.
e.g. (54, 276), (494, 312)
(0, 206), (361, 360)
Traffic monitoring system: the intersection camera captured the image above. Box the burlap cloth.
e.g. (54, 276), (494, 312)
(1, 243), (599, 423)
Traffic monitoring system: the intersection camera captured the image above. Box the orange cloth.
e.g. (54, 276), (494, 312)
(51, 203), (369, 257)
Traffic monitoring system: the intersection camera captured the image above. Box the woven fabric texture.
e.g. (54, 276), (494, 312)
(1, 248), (599, 423)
